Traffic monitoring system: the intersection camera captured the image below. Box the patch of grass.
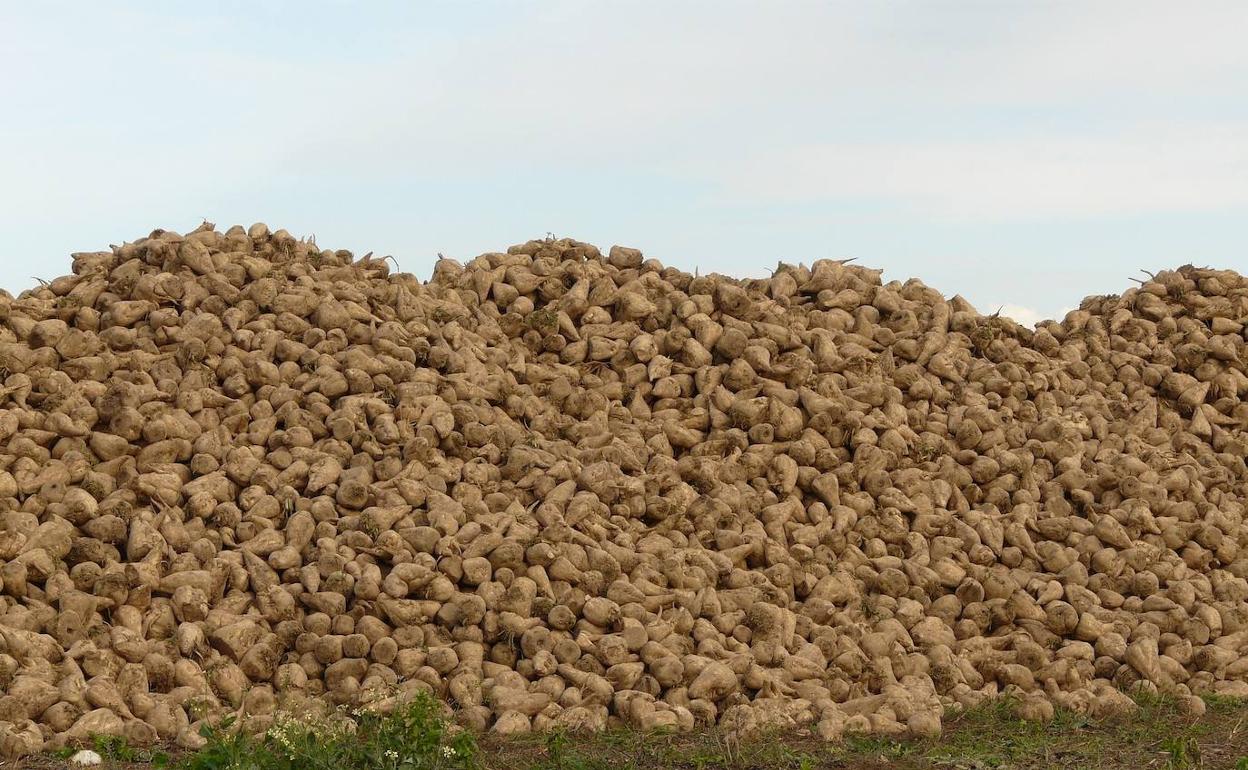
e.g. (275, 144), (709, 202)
(470, 694), (1248, 770)
(52, 733), (172, 768)
(1203, 694), (1248, 714)
(834, 732), (913, 761)
(483, 727), (824, 770)
(176, 691), (475, 770)
(31, 693), (1248, 770)
(530, 730), (612, 770)
(1162, 735), (1202, 770)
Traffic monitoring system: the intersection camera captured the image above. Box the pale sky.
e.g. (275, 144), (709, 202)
(3, 1), (1247, 324)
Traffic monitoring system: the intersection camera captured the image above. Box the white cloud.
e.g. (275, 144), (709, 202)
(987, 305), (1080, 327)
(697, 123), (1248, 222)
(995, 305), (1050, 327)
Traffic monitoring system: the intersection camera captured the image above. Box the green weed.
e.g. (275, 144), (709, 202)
(1162, 735), (1201, 770)
(177, 692), (475, 770)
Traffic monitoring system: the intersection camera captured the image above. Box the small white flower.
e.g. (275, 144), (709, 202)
(385, 749), (399, 761)
(442, 746), (457, 758)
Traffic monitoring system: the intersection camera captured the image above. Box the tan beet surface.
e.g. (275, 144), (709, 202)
(0, 223), (1246, 757)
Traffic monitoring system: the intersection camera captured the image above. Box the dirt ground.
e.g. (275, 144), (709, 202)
(10, 696), (1248, 770)
(475, 696), (1248, 770)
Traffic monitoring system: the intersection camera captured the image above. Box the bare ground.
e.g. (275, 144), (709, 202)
(10, 696), (1248, 770)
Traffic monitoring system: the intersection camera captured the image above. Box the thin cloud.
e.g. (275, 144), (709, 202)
(996, 305), (1051, 328)
(987, 305), (1080, 327)
(700, 123), (1248, 222)
(1, 1), (1245, 312)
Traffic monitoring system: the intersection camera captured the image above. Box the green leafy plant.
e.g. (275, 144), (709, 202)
(94, 733), (139, 762)
(54, 734), (170, 767)
(1162, 735), (1201, 770)
(177, 692), (475, 770)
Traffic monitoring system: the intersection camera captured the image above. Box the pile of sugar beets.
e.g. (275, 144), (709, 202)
(1, 223), (1247, 757)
